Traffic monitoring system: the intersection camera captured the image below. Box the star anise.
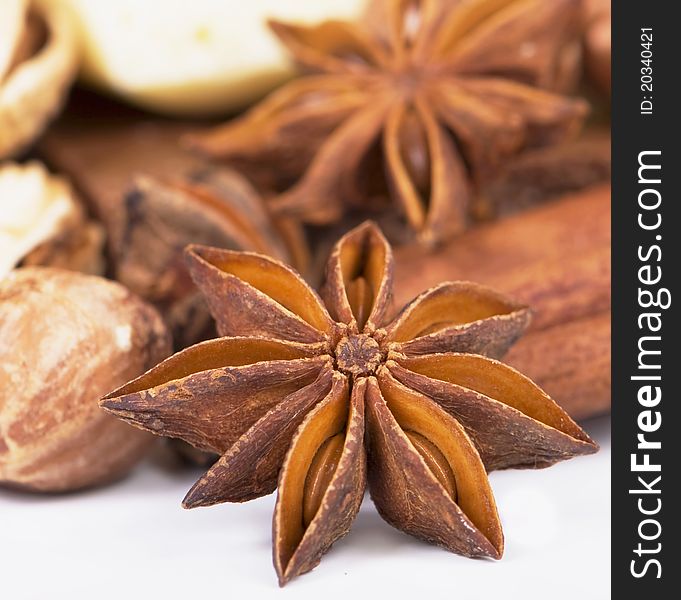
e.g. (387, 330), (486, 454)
(116, 166), (308, 348)
(187, 0), (588, 244)
(101, 221), (597, 585)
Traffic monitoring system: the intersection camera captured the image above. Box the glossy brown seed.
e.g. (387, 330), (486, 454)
(274, 378), (365, 586)
(321, 220), (393, 332)
(389, 354), (597, 470)
(366, 375), (503, 558)
(182, 366), (337, 507)
(303, 432), (345, 527)
(405, 431), (457, 501)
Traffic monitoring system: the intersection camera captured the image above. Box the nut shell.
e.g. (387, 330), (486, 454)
(0, 161), (106, 278)
(0, 0), (78, 159)
(0, 267), (171, 492)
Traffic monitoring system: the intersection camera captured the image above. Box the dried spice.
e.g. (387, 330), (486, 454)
(188, 0), (588, 244)
(393, 185), (611, 420)
(117, 167), (308, 348)
(479, 128), (610, 219)
(0, 0), (78, 159)
(0, 161), (105, 278)
(38, 102), (309, 348)
(39, 103), (612, 419)
(39, 110), (209, 258)
(101, 221), (597, 584)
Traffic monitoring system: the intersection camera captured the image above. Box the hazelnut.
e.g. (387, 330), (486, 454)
(0, 267), (171, 492)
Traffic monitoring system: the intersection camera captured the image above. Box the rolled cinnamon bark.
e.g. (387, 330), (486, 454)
(393, 185), (611, 420)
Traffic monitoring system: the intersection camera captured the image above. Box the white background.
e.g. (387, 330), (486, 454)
(0, 416), (610, 600)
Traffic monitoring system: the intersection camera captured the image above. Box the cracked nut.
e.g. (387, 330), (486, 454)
(0, 161), (106, 279)
(0, 0), (78, 159)
(0, 267), (171, 492)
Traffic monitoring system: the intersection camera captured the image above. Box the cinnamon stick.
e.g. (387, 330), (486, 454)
(393, 185), (611, 420)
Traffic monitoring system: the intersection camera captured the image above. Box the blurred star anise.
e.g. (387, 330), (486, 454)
(101, 222), (597, 585)
(188, 0), (588, 244)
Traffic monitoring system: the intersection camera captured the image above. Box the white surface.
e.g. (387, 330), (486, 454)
(0, 417), (610, 599)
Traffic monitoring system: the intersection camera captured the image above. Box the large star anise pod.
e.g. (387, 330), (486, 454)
(101, 222), (597, 585)
(188, 0), (588, 244)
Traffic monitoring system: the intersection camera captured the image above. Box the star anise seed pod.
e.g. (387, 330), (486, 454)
(117, 166), (308, 348)
(187, 0), (588, 244)
(101, 221), (597, 585)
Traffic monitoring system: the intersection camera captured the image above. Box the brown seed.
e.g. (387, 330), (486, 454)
(346, 276), (373, 330)
(302, 433), (345, 527)
(405, 431), (457, 501)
